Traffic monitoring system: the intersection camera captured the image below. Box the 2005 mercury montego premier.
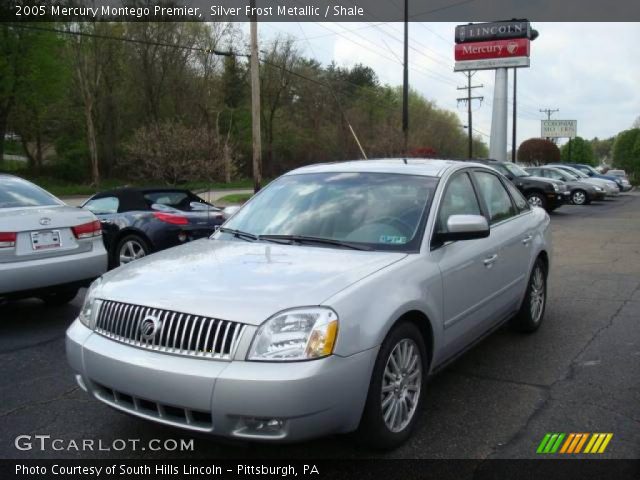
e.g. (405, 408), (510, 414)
(67, 159), (551, 449)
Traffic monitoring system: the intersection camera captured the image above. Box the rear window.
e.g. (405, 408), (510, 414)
(143, 191), (202, 210)
(0, 177), (59, 208)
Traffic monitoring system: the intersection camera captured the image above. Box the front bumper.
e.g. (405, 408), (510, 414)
(547, 190), (571, 208)
(66, 320), (377, 442)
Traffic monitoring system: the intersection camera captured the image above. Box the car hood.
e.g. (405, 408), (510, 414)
(527, 175), (563, 186)
(97, 239), (407, 325)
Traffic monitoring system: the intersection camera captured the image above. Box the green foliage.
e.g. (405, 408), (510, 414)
(612, 129), (640, 182)
(560, 136), (595, 165)
(217, 193), (252, 204)
(589, 136), (615, 163)
(517, 138), (561, 165)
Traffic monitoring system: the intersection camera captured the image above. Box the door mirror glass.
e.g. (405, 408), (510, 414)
(437, 214), (489, 242)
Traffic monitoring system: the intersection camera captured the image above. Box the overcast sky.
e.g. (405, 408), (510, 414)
(256, 22), (640, 151)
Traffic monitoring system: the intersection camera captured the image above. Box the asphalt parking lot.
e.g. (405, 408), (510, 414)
(1, 193), (639, 460)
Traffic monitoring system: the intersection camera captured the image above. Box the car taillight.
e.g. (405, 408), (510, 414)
(153, 212), (189, 225)
(72, 220), (102, 239)
(0, 232), (16, 248)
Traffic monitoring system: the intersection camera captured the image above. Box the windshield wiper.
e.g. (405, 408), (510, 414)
(217, 227), (258, 242)
(258, 234), (372, 251)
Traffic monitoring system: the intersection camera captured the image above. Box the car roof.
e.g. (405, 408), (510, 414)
(285, 158), (488, 178)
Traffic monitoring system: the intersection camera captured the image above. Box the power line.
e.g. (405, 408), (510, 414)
(540, 108), (559, 120)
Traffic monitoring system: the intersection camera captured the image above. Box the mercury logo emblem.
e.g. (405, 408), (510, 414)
(507, 42), (518, 55)
(140, 315), (161, 341)
(39, 217), (51, 226)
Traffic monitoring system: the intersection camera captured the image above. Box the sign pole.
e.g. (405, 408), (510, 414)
(489, 68), (509, 161)
(512, 68), (517, 162)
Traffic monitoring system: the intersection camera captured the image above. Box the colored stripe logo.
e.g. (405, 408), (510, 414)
(537, 433), (613, 454)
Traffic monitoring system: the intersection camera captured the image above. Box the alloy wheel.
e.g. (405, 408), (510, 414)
(528, 195), (543, 208)
(119, 240), (146, 265)
(572, 191), (586, 205)
(530, 265), (545, 324)
(381, 338), (422, 433)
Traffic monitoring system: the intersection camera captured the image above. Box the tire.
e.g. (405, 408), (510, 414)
(357, 321), (428, 450)
(39, 288), (79, 306)
(511, 258), (547, 333)
(113, 234), (149, 268)
(571, 189), (589, 205)
(526, 192), (547, 211)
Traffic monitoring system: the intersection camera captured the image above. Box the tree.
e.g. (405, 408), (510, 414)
(260, 37), (299, 176)
(612, 128), (640, 180)
(68, 23), (107, 187)
(10, 29), (69, 173)
(517, 138), (560, 165)
(560, 136), (595, 165)
(589, 136), (615, 164)
(632, 116), (640, 129)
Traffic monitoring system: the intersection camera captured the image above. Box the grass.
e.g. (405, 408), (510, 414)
(217, 193), (253, 204)
(3, 139), (25, 156)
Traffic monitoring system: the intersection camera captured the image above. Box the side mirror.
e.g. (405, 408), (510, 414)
(436, 214), (490, 242)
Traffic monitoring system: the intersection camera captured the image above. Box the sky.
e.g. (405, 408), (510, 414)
(254, 22), (640, 151)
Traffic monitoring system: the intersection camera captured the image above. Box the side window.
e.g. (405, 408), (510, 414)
(84, 196), (119, 214)
(437, 172), (482, 233)
(504, 180), (530, 213)
(474, 172), (517, 224)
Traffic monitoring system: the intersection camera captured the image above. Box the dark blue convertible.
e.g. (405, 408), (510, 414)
(82, 188), (225, 268)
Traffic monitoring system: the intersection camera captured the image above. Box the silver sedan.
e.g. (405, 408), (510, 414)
(0, 174), (107, 304)
(67, 160), (551, 449)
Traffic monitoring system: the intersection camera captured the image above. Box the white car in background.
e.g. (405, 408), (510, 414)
(0, 174), (107, 304)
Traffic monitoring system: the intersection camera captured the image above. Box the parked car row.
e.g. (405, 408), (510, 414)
(473, 160), (628, 212)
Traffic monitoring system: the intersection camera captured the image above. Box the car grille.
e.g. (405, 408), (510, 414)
(92, 382), (212, 431)
(95, 300), (247, 360)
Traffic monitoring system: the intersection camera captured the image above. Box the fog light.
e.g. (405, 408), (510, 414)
(178, 232), (188, 242)
(238, 417), (285, 436)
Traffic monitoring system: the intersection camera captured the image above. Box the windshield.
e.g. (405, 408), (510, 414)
(569, 168), (589, 178)
(500, 163), (530, 177)
(0, 177), (60, 208)
(581, 165), (599, 175)
(551, 169), (577, 181)
(221, 172), (438, 251)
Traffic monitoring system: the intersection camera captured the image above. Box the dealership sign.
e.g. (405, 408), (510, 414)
(454, 57), (530, 72)
(455, 21), (531, 44)
(454, 21), (533, 72)
(455, 38), (530, 61)
(541, 120), (577, 139)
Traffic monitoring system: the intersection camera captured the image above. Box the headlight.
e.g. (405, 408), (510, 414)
(594, 186), (603, 192)
(248, 307), (338, 361)
(79, 277), (102, 329)
(553, 184), (559, 192)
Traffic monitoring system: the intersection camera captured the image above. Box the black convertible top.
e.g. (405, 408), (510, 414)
(89, 187), (203, 212)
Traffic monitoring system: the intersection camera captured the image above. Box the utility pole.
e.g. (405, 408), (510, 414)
(456, 71), (483, 159)
(402, 0), (409, 155)
(249, 0), (262, 193)
(512, 68), (517, 162)
(539, 108), (559, 120)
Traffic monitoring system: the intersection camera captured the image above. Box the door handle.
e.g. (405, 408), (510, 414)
(522, 234), (533, 245)
(483, 254), (498, 267)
